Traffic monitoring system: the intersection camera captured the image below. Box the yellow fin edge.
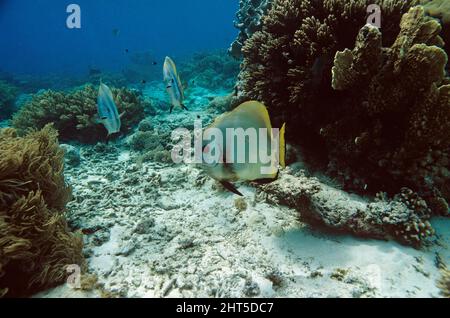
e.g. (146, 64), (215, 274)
(279, 123), (286, 169)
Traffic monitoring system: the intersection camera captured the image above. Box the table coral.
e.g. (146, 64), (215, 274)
(238, 1), (449, 216)
(0, 125), (84, 297)
(12, 85), (146, 143)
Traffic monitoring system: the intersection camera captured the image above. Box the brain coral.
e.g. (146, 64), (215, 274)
(0, 125), (84, 297)
(238, 0), (450, 216)
(12, 85), (146, 143)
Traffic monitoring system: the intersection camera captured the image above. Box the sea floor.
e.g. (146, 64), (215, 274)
(27, 81), (449, 298)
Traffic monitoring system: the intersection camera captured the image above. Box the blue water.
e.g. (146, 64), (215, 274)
(0, 0), (237, 75)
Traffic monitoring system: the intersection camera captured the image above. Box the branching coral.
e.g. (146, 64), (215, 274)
(238, 0), (418, 114)
(12, 85), (146, 143)
(238, 1), (449, 216)
(229, 0), (272, 59)
(0, 80), (18, 120)
(0, 125), (84, 297)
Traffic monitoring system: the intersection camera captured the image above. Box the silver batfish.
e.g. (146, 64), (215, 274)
(163, 56), (187, 113)
(97, 82), (121, 136)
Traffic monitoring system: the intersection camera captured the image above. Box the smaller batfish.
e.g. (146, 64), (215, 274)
(97, 82), (122, 136)
(163, 56), (187, 113)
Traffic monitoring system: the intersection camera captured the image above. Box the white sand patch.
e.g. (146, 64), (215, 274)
(32, 84), (449, 298)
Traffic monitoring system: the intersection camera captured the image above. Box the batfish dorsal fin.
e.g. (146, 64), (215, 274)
(210, 101), (272, 132)
(166, 56), (177, 74)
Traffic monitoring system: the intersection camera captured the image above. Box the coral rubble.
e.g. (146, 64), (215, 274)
(258, 170), (435, 246)
(0, 125), (84, 297)
(12, 85), (146, 143)
(238, 1), (449, 216)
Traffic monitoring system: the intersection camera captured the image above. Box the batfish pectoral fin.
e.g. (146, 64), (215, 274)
(95, 116), (108, 124)
(220, 181), (243, 196)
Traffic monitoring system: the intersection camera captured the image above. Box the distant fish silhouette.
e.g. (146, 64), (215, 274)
(89, 67), (102, 77)
(152, 61), (158, 66)
(112, 28), (120, 37)
(125, 49), (129, 53)
(141, 80), (147, 84)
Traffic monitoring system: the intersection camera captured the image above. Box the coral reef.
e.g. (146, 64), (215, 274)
(238, 1), (450, 215)
(437, 266), (450, 298)
(12, 85), (146, 143)
(422, 0), (450, 24)
(329, 7), (449, 212)
(138, 119), (153, 132)
(60, 144), (81, 167)
(0, 80), (18, 120)
(421, 0), (450, 57)
(258, 170), (434, 247)
(0, 125), (84, 297)
(129, 129), (173, 164)
(206, 94), (236, 114)
(180, 51), (240, 90)
(229, 0), (272, 59)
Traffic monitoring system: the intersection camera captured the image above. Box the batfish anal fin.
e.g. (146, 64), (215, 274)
(181, 104), (189, 111)
(220, 181), (243, 196)
(253, 176), (278, 185)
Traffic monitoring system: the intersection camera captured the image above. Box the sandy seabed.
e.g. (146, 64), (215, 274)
(33, 82), (449, 298)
